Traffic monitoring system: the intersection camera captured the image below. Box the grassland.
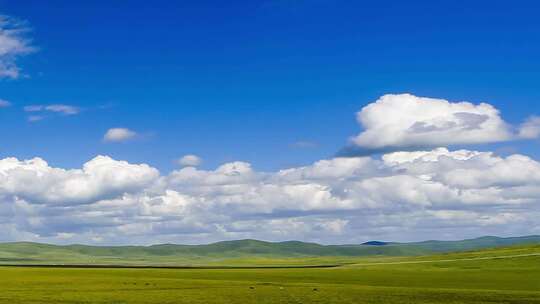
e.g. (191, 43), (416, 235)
(0, 243), (538, 303)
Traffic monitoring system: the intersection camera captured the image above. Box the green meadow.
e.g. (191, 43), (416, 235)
(0, 244), (538, 304)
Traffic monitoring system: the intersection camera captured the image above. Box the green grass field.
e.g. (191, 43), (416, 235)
(0, 244), (538, 304)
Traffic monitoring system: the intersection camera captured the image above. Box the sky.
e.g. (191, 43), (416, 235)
(0, 0), (539, 245)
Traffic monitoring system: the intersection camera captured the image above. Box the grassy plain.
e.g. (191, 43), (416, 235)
(0, 244), (538, 304)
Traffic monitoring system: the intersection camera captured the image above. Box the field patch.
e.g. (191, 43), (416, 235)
(0, 245), (538, 303)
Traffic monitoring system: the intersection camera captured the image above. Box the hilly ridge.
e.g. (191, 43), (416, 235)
(0, 235), (539, 266)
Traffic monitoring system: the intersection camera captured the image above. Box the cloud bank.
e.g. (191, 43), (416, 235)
(0, 148), (539, 244)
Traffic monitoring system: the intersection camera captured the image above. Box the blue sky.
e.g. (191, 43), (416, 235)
(0, 1), (540, 244)
(1, 0), (539, 172)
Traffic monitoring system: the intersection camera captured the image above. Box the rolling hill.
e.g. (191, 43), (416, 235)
(0, 235), (538, 266)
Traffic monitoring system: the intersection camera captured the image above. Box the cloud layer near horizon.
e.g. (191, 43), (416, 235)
(1, 148), (539, 244)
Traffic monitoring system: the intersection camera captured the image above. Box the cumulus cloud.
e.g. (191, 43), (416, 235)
(0, 15), (34, 78)
(0, 148), (539, 244)
(518, 116), (540, 139)
(0, 155), (159, 205)
(177, 155), (202, 167)
(104, 128), (137, 142)
(348, 94), (537, 154)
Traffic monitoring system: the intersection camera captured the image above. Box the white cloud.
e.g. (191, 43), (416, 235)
(24, 104), (81, 115)
(0, 15), (34, 78)
(518, 116), (540, 139)
(177, 154), (202, 167)
(278, 157), (375, 181)
(44, 104), (80, 115)
(0, 148), (539, 244)
(350, 94), (529, 153)
(23, 105), (43, 112)
(0, 155), (159, 205)
(23, 104), (81, 122)
(104, 128), (137, 142)
(382, 147), (482, 165)
(0, 99), (10, 107)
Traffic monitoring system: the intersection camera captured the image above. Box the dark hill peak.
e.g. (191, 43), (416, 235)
(362, 241), (389, 246)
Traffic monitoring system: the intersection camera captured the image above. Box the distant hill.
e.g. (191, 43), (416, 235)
(0, 235), (538, 266)
(362, 241), (390, 246)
